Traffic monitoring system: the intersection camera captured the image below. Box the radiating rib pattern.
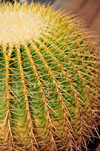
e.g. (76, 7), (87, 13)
(0, 2), (100, 151)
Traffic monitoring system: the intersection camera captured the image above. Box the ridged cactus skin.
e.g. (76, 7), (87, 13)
(0, 1), (100, 151)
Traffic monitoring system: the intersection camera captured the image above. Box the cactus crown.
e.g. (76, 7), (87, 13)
(0, 1), (100, 151)
(0, 1), (50, 44)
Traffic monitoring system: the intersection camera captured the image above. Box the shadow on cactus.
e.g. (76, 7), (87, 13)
(0, 1), (100, 151)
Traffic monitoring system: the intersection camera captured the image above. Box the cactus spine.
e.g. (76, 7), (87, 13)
(0, 1), (100, 151)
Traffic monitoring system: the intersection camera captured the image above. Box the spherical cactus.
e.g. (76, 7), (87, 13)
(0, 1), (100, 151)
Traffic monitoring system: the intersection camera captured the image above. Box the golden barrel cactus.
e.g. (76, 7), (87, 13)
(0, 1), (100, 151)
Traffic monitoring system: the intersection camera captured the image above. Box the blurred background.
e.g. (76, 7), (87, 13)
(25, 0), (54, 4)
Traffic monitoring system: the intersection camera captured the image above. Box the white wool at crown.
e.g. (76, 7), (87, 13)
(0, 11), (47, 44)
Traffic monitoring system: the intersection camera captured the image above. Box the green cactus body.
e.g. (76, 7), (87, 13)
(0, 1), (99, 151)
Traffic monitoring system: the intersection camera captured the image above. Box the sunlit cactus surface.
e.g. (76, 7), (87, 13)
(0, 1), (100, 151)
